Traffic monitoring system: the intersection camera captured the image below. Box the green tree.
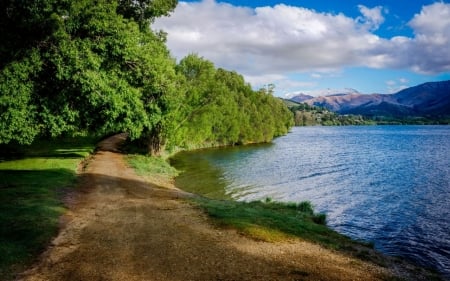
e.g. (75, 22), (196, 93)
(0, 50), (41, 144)
(0, 0), (180, 154)
(172, 55), (293, 149)
(1, 0), (293, 153)
(117, 0), (178, 29)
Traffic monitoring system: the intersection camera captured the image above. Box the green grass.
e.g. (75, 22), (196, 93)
(189, 197), (399, 269)
(125, 152), (374, 252)
(126, 154), (179, 179)
(193, 198), (356, 246)
(126, 153), (444, 279)
(0, 137), (96, 280)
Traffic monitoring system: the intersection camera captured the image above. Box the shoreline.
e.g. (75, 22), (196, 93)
(14, 134), (442, 280)
(131, 152), (443, 281)
(166, 126), (449, 280)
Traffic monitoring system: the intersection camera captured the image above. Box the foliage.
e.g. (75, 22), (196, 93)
(117, 0), (178, 29)
(0, 50), (42, 144)
(288, 102), (374, 126)
(0, 137), (95, 280)
(169, 54), (294, 151)
(1, 1), (293, 154)
(0, 0), (180, 153)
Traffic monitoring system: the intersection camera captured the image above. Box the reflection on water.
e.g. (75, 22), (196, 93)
(170, 142), (273, 199)
(170, 126), (450, 278)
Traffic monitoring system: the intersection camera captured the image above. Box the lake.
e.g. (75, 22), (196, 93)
(170, 126), (450, 277)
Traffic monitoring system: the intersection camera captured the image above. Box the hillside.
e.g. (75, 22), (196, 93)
(290, 81), (450, 121)
(282, 100), (373, 126)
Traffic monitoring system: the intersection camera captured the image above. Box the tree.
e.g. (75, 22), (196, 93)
(1, 1), (293, 153)
(172, 55), (293, 149)
(117, 0), (178, 29)
(0, 0), (179, 154)
(0, 51), (41, 144)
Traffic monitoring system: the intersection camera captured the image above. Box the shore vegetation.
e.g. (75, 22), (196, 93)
(125, 153), (382, 262)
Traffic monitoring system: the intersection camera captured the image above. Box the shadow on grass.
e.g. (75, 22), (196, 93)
(0, 169), (77, 280)
(27, 171), (392, 281)
(0, 137), (96, 162)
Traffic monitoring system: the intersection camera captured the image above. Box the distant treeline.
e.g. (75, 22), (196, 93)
(367, 116), (450, 125)
(288, 102), (450, 126)
(288, 103), (374, 126)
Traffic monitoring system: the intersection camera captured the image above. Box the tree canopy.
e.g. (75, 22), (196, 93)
(1, 0), (293, 154)
(169, 54), (293, 150)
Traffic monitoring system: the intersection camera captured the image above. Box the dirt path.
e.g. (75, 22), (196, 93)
(19, 134), (398, 281)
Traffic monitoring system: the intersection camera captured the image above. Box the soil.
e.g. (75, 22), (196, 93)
(17, 134), (430, 281)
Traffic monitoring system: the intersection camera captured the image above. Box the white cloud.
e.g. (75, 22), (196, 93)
(154, 1), (386, 73)
(386, 80), (396, 86)
(244, 74), (317, 95)
(357, 5), (385, 31)
(406, 2), (450, 73)
(153, 1), (450, 91)
(386, 78), (410, 94)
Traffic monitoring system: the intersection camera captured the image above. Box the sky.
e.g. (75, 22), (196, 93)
(153, 0), (450, 96)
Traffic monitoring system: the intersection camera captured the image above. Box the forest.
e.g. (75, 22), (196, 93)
(0, 0), (293, 155)
(287, 102), (374, 126)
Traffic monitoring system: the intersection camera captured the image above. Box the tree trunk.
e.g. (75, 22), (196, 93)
(147, 125), (164, 156)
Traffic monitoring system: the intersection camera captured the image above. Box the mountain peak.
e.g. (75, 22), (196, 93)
(289, 80), (450, 119)
(288, 88), (361, 102)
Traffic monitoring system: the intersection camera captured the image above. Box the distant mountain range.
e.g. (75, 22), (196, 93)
(289, 80), (450, 119)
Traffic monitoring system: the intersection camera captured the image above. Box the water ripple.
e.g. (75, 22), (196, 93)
(172, 126), (450, 278)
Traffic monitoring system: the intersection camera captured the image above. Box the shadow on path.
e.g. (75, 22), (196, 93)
(20, 134), (393, 281)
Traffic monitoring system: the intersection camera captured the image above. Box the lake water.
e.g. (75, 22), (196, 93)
(170, 126), (450, 277)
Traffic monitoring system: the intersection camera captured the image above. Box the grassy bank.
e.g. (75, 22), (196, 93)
(197, 198), (335, 243)
(125, 154), (382, 260)
(126, 154), (179, 179)
(196, 197), (389, 265)
(127, 154), (449, 280)
(0, 137), (96, 280)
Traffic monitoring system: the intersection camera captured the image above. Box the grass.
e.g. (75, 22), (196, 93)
(126, 154), (178, 179)
(0, 137), (96, 280)
(124, 152), (374, 252)
(124, 151), (444, 280)
(190, 197), (396, 268)
(193, 197), (354, 246)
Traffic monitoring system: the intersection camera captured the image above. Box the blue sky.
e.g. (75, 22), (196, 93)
(154, 0), (450, 96)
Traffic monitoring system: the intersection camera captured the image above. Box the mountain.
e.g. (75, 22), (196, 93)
(289, 81), (450, 119)
(290, 93), (314, 103)
(391, 80), (450, 116)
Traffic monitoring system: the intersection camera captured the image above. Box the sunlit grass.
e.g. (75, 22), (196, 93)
(125, 151), (373, 251)
(125, 150), (445, 280)
(0, 137), (96, 280)
(126, 154), (179, 179)
(193, 198), (351, 246)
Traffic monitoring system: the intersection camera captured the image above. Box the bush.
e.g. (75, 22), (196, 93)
(313, 213), (327, 225)
(297, 201), (314, 214)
